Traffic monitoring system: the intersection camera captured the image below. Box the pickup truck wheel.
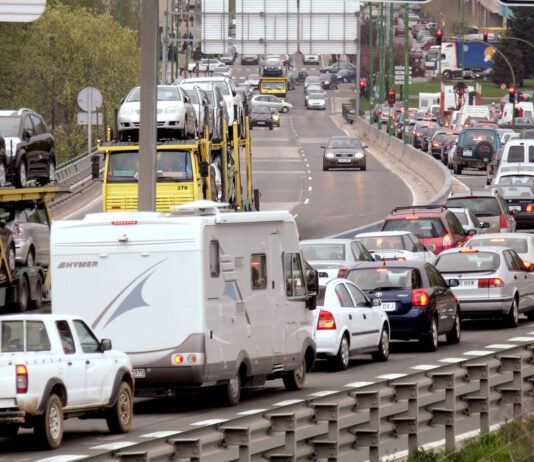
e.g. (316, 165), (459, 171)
(283, 357), (306, 390)
(0, 423), (19, 437)
(106, 382), (133, 433)
(30, 275), (43, 311)
(35, 394), (63, 449)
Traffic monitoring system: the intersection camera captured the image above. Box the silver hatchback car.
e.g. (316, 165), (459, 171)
(435, 246), (534, 327)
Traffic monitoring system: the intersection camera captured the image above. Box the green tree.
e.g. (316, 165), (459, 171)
(507, 7), (534, 78)
(491, 37), (525, 88)
(0, 3), (140, 164)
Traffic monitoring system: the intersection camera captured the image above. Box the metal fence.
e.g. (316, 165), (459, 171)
(341, 102), (356, 124)
(80, 343), (534, 462)
(56, 147), (98, 188)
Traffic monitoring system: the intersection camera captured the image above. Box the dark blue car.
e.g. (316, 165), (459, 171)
(346, 261), (460, 351)
(336, 69), (356, 83)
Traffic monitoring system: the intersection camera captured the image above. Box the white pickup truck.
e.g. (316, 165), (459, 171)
(0, 314), (134, 449)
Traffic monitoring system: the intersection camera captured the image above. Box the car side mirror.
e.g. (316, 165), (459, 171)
(467, 228), (477, 236)
(362, 145), (368, 149)
(199, 161), (209, 178)
(320, 144), (326, 149)
(100, 338), (112, 351)
(447, 278), (460, 288)
(120, 97), (125, 105)
(371, 297), (381, 307)
(425, 244), (436, 252)
(480, 222), (490, 229)
(91, 154), (100, 180)
(24, 129), (33, 139)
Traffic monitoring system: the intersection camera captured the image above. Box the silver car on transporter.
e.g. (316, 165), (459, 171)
(435, 246), (534, 327)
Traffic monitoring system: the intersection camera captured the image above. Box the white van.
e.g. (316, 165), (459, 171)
(501, 102), (534, 125)
(492, 139), (534, 183)
(51, 202), (318, 405)
(456, 106), (490, 130)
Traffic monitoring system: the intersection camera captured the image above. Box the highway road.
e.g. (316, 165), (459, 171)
(4, 67), (534, 461)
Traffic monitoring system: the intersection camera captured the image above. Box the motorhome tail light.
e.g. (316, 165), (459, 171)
(527, 204), (534, 212)
(397, 257), (406, 261)
(112, 220), (138, 225)
(478, 278), (504, 287)
(172, 354), (184, 365)
(412, 289), (429, 306)
(337, 268), (348, 278)
(16, 365), (28, 393)
(317, 310), (336, 330)
(499, 214), (508, 229)
(443, 234), (452, 247)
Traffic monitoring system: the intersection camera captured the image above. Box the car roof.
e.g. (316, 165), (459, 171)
(438, 245), (509, 255)
(447, 190), (499, 199)
(387, 205), (449, 217)
(301, 239), (353, 245)
(355, 230), (413, 237)
(349, 260), (426, 270)
(328, 135), (361, 141)
(469, 232), (532, 240)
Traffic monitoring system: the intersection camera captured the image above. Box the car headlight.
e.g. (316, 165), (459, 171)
(325, 152), (335, 159)
(355, 152), (365, 159)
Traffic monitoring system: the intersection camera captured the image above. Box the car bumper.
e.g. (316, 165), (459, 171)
(251, 120), (271, 127)
(324, 157), (365, 168)
(457, 296), (513, 316)
(308, 104), (326, 110)
(457, 157), (487, 168)
(315, 331), (342, 357)
(388, 308), (432, 339)
(119, 116), (185, 130)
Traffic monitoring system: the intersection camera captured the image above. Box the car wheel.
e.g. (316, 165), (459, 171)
(47, 161), (56, 184)
(281, 106), (289, 113)
(443, 70), (452, 80)
(7, 245), (15, 274)
(331, 334), (350, 371)
(360, 164), (366, 171)
(372, 326), (390, 362)
(446, 308), (461, 344)
(420, 316), (438, 352)
(35, 394), (63, 450)
(220, 369), (241, 406)
(0, 160), (6, 187)
(283, 357), (306, 390)
(505, 297), (519, 328)
(15, 159), (27, 188)
(269, 123), (273, 130)
(30, 275), (43, 311)
(15, 276), (29, 313)
(26, 248), (35, 267)
(106, 381), (134, 433)
(323, 163), (329, 171)
(453, 162), (462, 175)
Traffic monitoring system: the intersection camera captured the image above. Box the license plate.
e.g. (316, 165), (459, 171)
(380, 302), (396, 312)
(509, 205), (521, 211)
(133, 368), (146, 378)
(463, 149), (472, 156)
(256, 121), (265, 125)
(459, 279), (477, 287)
(338, 158), (352, 163)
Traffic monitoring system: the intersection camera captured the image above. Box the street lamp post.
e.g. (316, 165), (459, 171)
(369, 3), (374, 124)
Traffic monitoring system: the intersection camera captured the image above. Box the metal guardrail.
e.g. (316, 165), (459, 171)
(342, 102), (356, 124)
(79, 343), (534, 461)
(56, 147), (98, 187)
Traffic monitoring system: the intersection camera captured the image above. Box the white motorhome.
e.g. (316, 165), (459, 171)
(51, 202), (318, 405)
(419, 92), (440, 110)
(455, 105), (490, 130)
(501, 102), (534, 125)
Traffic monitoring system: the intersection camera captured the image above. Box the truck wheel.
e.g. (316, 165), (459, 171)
(35, 394), (63, 449)
(16, 276), (29, 313)
(219, 370), (241, 406)
(30, 275), (43, 311)
(106, 382), (133, 433)
(283, 357), (306, 390)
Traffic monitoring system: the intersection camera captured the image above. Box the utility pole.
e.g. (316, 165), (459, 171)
(388, 2), (394, 136)
(185, 0), (190, 78)
(162, 10), (169, 83)
(403, 2), (409, 144)
(461, 0), (464, 80)
(369, 3), (374, 124)
(355, 10), (361, 120)
(378, 3), (384, 131)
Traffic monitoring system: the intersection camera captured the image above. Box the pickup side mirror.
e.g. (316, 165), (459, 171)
(91, 154), (100, 180)
(447, 278), (460, 287)
(100, 338), (112, 351)
(425, 244), (436, 252)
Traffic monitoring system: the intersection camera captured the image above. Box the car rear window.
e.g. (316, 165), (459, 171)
(302, 244), (346, 261)
(492, 185), (534, 199)
(470, 237), (528, 253)
(354, 235), (404, 250)
(445, 197), (501, 217)
(499, 175), (534, 185)
(452, 211), (468, 225)
(463, 130), (497, 146)
(346, 267), (421, 291)
(382, 217), (446, 239)
(506, 145), (525, 163)
(435, 251), (500, 272)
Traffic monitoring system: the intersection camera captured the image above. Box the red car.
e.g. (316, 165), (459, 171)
(381, 205), (472, 255)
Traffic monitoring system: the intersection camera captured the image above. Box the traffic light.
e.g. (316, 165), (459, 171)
(359, 79), (366, 96)
(483, 31), (488, 43)
(509, 87), (516, 103)
(436, 29), (443, 46)
(388, 89), (396, 106)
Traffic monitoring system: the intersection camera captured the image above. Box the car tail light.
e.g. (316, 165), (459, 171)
(457, 146), (463, 155)
(412, 289), (429, 306)
(397, 257), (406, 261)
(317, 310), (336, 330)
(527, 205), (534, 212)
(12, 223), (23, 239)
(442, 234), (452, 248)
(478, 278), (504, 287)
(499, 214), (508, 229)
(16, 365), (28, 393)
(112, 221), (138, 225)
(523, 261), (533, 270)
(337, 268), (348, 278)
(432, 142), (439, 147)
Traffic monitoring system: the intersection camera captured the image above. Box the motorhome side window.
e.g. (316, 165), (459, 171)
(284, 253), (306, 297)
(209, 240), (220, 277)
(251, 254), (267, 290)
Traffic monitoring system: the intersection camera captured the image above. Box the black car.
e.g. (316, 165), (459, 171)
(322, 135), (367, 171)
(0, 109), (55, 188)
(321, 73), (338, 90)
(249, 106), (273, 130)
(346, 261), (461, 351)
(240, 55), (259, 65)
(261, 57), (284, 77)
(487, 184), (534, 229)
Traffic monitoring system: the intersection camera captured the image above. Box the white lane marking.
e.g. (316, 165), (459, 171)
(37, 457), (88, 462)
(508, 336), (534, 342)
(439, 357), (465, 363)
(253, 170), (306, 174)
(90, 442), (137, 450)
(307, 390), (338, 397)
(528, 331), (534, 335)
(307, 170), (311, 173)
(308, 186), (312, 191)
(306, 163), (310, 167)
(345, 381), (375, 388)
(308, 176), (312, 180)
(464, 350), (495, 356)
(141, 431), (181, 438)
(273, 399), (304, 406)
(377, 373), (406, 380)
(191, 418), (227, 426)
(237, 409), (267, 416)
(486, 344), (517, 349)
(411, 364), (440, 371)
(304, 198), (310, 205)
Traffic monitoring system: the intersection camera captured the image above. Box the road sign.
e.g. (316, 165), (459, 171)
(0, 0), (46, 22)
(77, 112), (103, 125)
(395, 78), (412, 85)
(501, 83), (507, 90)
(77, 86), (103, 112)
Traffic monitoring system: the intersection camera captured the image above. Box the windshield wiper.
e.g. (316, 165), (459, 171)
(369, 286), (404, 292)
